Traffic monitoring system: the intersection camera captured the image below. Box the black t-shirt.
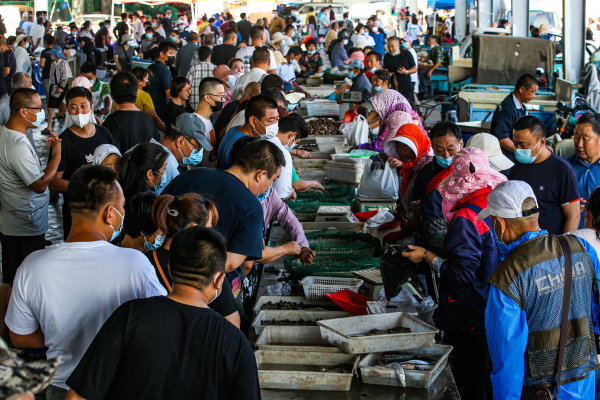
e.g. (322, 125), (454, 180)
(103, 110), (161, 152)
(510, 153), (580, 234)
(95, 26), (108, 48)
(3, 49), (15, 95)
(145, 247), (238, 317)
(163, 100), (193, 130)
(161, 16), (173, 34)
(384, 51), (416, 101)
(114, 21), (128, 39)
(212, 44), (240, 68)
(40, 48), (53, 80)
(51, 124), (116, 180)
(237, 20), (252, 44)
(66, 296), (260, 400)
(79, 37), (95, 61)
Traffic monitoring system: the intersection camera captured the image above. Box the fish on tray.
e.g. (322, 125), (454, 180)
(376, 354), (437, 372)
(348, 326), (411, 337)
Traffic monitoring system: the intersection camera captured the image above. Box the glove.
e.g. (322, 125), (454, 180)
(328, 92), (336, 101)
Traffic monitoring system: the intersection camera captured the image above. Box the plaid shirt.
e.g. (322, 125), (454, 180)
(186, 61), (216, 109)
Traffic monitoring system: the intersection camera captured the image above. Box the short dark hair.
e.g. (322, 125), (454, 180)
(122, 192), (157, 238)
(208, 17), (215, 23)
(515, 74), (539, 91)
(373, 69), (390, 84)
(263, 87), (285, 106)
(110, 72), (139, 104)
(170, 226), (228, 290)
(228, 58), (243, 68)
(285, 24), (294, 34)
(121, 12), (127, 19)
(9, 88), (38, 114)
(68, 165), (120, 216)
(198, 77), (224, 97)
(429, 121), (462, 142)
(305, 38), (317, 48)
(252, 47), (270, 64)
(240, 12), (246, 18)
(170, 76), (190, 98)
(36, 16), (43, 24)
(224, 28), (237, 41)
(188, 32), (199, 42)
(363, 46), (373, 52)
(157, 40), (177, 57)
(80, 61), (96, 75)
(65, 86), (93, 106)
(261, 74), (284, 91)
(576, 112), (600, 136)
(245, 94), (278, 124)
(43, 34), (55, 45)
(197, 45), (212, 62)
(429, 35), (438, 42)
(287, 46), (303, 57)
(368, 51), (382, 63)
(230, 135), (260, 165)
(279, 113), (309, 139)
(234, 140), (286, 179)
(513, 115), (546, 139)
(250, 25), (264, 40)
(130, 67), (148, 82)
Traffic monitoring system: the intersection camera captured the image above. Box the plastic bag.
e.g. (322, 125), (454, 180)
(346, 114), (370, 146)
(380, 245), (420, 299)
(357, 160), (399, 200)
(366, 210), (395, 228)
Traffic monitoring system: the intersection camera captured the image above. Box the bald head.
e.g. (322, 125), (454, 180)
(243, 82), (261, 97)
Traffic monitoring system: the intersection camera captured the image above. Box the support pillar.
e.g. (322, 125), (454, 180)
(563, 0), (586, 82)
(455, 0), (467, 42)
(477, 0), (492, 29)
(511, 0), (528, 37)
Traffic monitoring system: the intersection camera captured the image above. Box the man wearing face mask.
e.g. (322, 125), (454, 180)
(509, 115), (581, 234)
(192, 77), (223, 168)
(158, 113), (212, 174)
(333, 59), (371, 103)
(147, 40), (177, 120)
(6, 165), (166, 400)
(0, 89), (61, 334)
(65, 227), (260, 400)
(217, 94), (279, 170)
(383, 36), (417, 107)
(49, 87), (117, 239)
(330, 32), (350, 67)
(174, 32), (199, 77)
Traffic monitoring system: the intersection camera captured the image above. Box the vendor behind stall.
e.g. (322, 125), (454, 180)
(328, 59), (371, 103)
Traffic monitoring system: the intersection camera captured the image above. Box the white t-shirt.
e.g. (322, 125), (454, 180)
(193, 113), (216, 168)
(351, 34), (367, 46)
(234, 67), (267, 89)
(568, 228), (600, 255)
(281, 36), (294, 56)
(226, 110), (245, 132)
(30, 24), (45, 47)
(268, 136), (293, 198)
(235, 46), (277, 74)
(408, 47), (419, 83)
(5, 241), (166, 390)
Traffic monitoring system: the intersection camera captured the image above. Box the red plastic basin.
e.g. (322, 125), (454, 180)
(325, 290), (372, 315)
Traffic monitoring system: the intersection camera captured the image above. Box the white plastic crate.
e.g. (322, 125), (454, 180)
(300, 276), (364, 300)
(324, 166), (364, 184)
(305, 100), (339, 117)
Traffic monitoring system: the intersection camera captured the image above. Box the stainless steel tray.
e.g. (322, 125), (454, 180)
(255, 325), (343, 353)
(358, 344), (453, 388)
(255, 350), (359, 391)
(252, 310), (351, 335)
(317, 312), (438, 354)
(253, 296), (341, 314)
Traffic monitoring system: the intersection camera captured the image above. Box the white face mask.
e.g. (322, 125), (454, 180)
(256, 119), (279, 139)
(71, 109), (93, 128)
(208, 275), (222, 304)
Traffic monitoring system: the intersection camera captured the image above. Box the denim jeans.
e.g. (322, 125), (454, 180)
(46, 385), (68, 400)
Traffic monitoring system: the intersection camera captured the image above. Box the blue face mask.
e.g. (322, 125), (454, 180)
(400, 42), (409, 49)
(370, 67), (378, 73)
(110, 207), (124, 241)
(180, 139), (204, 166)
(227, 74), (236, 87)
(151, 23), (157, 27)
(283, 136), (297, 151)
(291, 31), (296, 38)
(436, 155), (452, 168)
(390, 51), (399, 56)
(170, 36), (177, 42)
(493, 219), (508, 257)
(146, 33), (153, 39)
(150, 171), (168, 194)
(287, 102), (298, 111)
(144, 233), (165, 251)
(514, 139), (541, 164)
(307, 50), (316, 55)
(256, 174), (272, 202)
(347, 71), (356, 78)
(374, 86), (383, 92)
(24, 108), (46, 127)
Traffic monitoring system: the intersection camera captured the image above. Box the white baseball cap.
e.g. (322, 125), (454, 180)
(477, 180), (539, 220)
(466, 133), (514, 172)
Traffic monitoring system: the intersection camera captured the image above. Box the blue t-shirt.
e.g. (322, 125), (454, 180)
(510, 153), (580, 234)
(163, 168), (264, 284)
(217, 126), (246, 170)
(369, 32), (385, 55)
(147, 61), (172, 120)
(566, 154), (600, 228)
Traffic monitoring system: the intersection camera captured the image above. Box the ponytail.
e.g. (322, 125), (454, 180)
(152, 193), (216, 239)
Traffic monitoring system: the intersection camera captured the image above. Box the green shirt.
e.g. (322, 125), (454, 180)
(291, 166), (299, 183)
(430, 45), (449, 69)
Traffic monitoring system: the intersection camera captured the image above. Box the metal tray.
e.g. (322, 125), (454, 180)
(301, 222), (366, 233)
(317, 312), (438, 354)
(255, 325), (343, 353)
(252, 310), (351, 335)
(253, 296), (341, 314)
(255, 350), (359, 391)
(358, 344), (453, 388)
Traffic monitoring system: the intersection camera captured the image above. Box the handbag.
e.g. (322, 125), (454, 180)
(521, 235), (572, 400)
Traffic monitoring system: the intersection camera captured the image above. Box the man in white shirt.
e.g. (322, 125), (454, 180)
(235, 25), (277, 74)
(5, 164), (166, 400)
(29, 17), (45, 51)
(280, 25), (295, 56)
(235, 47), (270, 89)
(133, 12), (144, 42)
(192, 77), (225, 168)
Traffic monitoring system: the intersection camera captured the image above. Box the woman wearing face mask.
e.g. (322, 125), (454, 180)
(115, 34), (136, 71)
(119, 142), (170, 218)
(370, 68), (390, 97)
(383, 36), (417, 108)
(49, 87), (117, 239)
(169, 31), (182, 49)
(14, 34), (31, 74)
(130, 67), (167, 132)
(146, 193), (241, 328)
(120, 192), (159, 251)
(212, 65), (236, 106)
(163, 76), (193, 129)
(228, 58), (244, 74)
(298, 38), (322, 78)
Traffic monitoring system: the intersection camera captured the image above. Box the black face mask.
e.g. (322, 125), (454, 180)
(166, 55), (175, 66)
(210, 101), (223, 112)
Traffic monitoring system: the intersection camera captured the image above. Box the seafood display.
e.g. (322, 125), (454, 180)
(257, 363), (353, 374)
(307, 118), (339, 136)
(260, 300), (340, 311)
(363, 327), (412, 336)
(372, 353), (439, 387)
(260, 318), (323, 326)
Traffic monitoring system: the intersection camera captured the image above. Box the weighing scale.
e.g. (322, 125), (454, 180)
(340, 91), (363, 103)
(314, 205), (354, 223)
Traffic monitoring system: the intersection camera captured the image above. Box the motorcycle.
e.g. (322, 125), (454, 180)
(554, 96), (598, 139)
